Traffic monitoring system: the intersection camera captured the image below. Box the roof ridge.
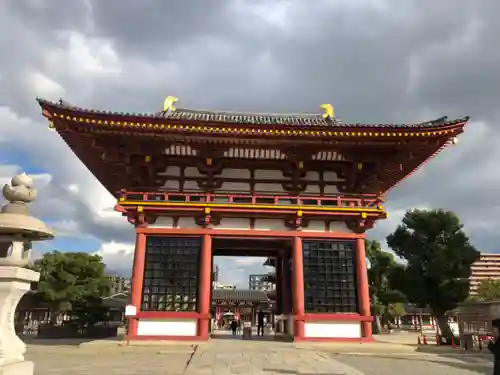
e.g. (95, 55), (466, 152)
(177, 108), (323, 117)
(36, 97), (469, 128)
(37, 97), (328, 118)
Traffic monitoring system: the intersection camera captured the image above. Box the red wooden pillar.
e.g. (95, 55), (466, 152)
(127, 231), (146, 339)
(275, 256), (283, 314)
(355, 237), (373, 339)
(197, 234), (212, 339)
(292, 236), (305, 339)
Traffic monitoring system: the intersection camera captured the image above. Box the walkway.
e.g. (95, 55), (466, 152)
(25, 334), (494, 375)
(185, 340), (363, 375)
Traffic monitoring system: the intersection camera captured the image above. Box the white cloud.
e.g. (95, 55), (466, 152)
(2, 0), (500, 282)
(0, 164), (52, 190)
(230, 257), (267, 266)
(215, 256), (274, 288)
(93, 241), (134, 275)
(45, 31), (122, 78)
(29, 71), (66, 98)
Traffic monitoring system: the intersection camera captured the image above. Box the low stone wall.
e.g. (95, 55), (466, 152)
(37, 324), (118, 338)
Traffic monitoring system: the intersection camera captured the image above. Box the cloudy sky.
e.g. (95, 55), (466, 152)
(1, 0), (498, 287)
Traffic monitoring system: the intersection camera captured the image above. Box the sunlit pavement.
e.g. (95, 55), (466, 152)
(25, 335), (494, 375)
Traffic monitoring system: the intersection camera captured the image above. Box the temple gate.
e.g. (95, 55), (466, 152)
(37, 97), (468, 342)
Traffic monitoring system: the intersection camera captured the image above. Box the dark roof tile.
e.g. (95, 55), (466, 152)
(36, 98), (469, 129)
(212, 289), (268, 302)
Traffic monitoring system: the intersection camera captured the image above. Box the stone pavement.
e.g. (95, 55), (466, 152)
(185, 339), (363, 375)
(335, 353), (493, 375)
(24, 335), (496, 375)
(26, 343), (194, 375)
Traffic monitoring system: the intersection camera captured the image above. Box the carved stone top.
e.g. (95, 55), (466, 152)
(1, 173), (37, 216)
(0, 172), (53, 241)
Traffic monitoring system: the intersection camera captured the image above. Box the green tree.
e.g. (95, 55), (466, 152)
(71, 296), (111, 330)
(366, 240), (406, 333)
(33, 251), (111, 324)
(386, 209), (479, 341)
(470, 279), (500, 301)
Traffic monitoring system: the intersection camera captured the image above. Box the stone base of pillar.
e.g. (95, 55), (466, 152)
(0, 266), (40, 374)
(0, 360), (34, 375)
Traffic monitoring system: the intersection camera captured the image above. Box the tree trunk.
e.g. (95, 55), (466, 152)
(435, 313), (453, 342)
(382, 305), (393, 330)
(49, 308), (59, 326)
(371, 293), (383, 334)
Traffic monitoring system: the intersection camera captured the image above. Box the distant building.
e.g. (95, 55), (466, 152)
(470, 253), (500, 294)
(108, 276), (130, 296)
(213, 283), (236, 290)
(249, 274), (276, 292)
(212, 264), (219, 283)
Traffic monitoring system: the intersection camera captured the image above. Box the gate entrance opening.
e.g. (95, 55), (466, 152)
(210, 238), (291, 340)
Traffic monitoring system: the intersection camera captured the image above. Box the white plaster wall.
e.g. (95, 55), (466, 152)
(304, 185), (320, 194)
(254, 183), (285, 194)
(149, 217), (174, 228)
(254, 170), (282, 179)
(219, 169), (251, 179)
(148, 217), (353, 232)
(158, 165), (335, 194)
(183, 181), (200, 191)
(217, 218), (251, 230)
(163, 180), (180, 190)
(252, 170), (286, 194)
(323, 172), (340, 181)
(219, 182), (250, 192)
(304, 322), (361, 338)
(163, 166), (181, 176)
(137, 318), (198, 336)
(305, 171), (320, 181)
(177, 217), (199, 228)
(329, 222), (351, 232)
(185, 167), (203, 177)
(254, 219), (288, 231)
(324, 185), (339, 194)
(301, 220), (325, 232)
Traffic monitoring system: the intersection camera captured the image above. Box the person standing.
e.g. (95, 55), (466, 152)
(236, 318), (242, 335)
(257, 310), (265, 337)
(488, 319), (500, 375)
(230, 319), (238, 336)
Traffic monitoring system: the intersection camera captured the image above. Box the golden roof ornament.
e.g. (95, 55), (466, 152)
(163, 96), (179, 113)
(320, 104), (334, 120)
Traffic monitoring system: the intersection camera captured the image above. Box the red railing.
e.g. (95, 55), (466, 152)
(119, 191), (381, 209)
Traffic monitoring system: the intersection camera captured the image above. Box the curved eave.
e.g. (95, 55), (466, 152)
(264, 257), (276, 267)
(384, 124), (467, 195)
(37, 98), (469, 135)
(37, 97), (469, 195)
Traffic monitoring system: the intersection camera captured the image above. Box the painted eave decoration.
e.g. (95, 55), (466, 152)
(37, 97), (469, 139)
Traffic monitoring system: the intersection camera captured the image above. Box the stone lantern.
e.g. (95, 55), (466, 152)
(0, 173), (54, 375)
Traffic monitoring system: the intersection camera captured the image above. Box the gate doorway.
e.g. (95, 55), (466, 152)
(210, 237), (293, 341)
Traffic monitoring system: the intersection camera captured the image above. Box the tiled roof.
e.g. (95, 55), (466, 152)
(212, 289), (269, 302)
(263, 257), (276, 267)
(37, 98), (469, 129)
(404, 304), (432, 314)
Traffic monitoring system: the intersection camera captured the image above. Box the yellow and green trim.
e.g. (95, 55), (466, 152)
(49, 112), (464, 138)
